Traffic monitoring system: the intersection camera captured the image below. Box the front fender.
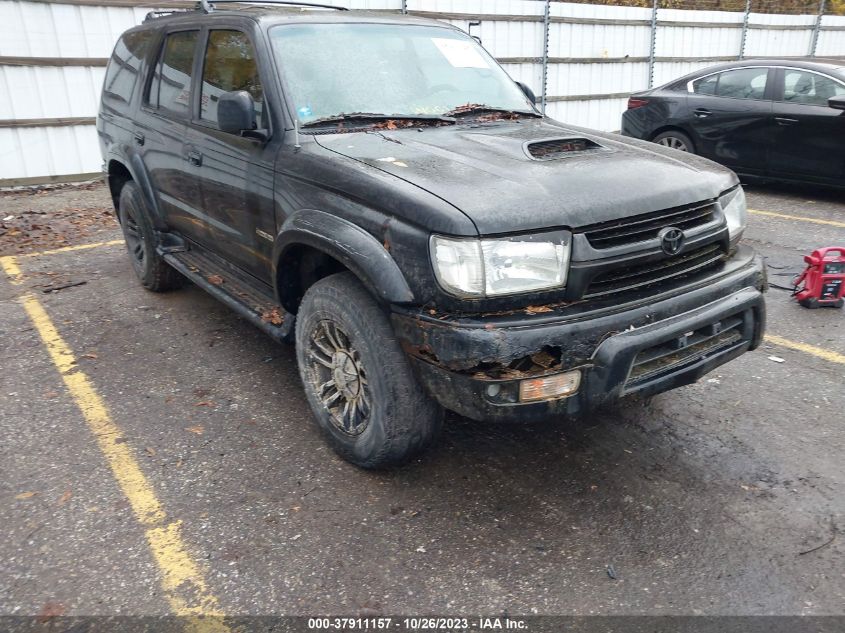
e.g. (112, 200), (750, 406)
(275, 209), (415, 307)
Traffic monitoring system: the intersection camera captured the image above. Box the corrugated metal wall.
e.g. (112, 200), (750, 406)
(1, 0), (844, 186)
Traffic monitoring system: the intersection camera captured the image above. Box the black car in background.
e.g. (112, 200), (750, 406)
(621, 59), (845, 187)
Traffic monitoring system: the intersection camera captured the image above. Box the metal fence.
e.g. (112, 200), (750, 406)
(1, 0), (843, 186)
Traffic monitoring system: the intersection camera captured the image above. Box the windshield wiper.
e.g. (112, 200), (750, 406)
(442, 104), (542, 119)
(301, 113), (456, 128)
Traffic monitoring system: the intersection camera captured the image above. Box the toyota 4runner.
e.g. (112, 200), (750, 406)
(98, 1), (767, 468)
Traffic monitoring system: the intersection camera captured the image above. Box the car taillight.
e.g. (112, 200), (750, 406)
(627, 97), (650, 110)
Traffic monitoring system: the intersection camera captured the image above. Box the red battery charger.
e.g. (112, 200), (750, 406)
(792, 247), (845, 309)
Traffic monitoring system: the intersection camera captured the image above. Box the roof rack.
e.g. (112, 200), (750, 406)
(143, 8), (194, 22)
(197, 0), (349, 13)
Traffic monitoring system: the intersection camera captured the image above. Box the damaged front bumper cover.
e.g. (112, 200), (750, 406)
(392, 246), (766, 421)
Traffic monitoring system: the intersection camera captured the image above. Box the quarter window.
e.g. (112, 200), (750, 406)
(782, 70), (845, 106)
(692, 74), (718, 96)
(200, 30), (265, 130)
(148, 30), (199, 115)
(103, 30), (153, 106)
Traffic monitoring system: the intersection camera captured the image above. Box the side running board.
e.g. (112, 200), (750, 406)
(161, 247), (295, 344)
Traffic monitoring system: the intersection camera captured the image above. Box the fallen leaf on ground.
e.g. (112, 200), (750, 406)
(58, 490), (72, 506)
(37, 601), (65, 622)
(194, 400), (214, 407)
(185, 425), (205, 435)
(145, 446), (157, 457)
(81, 352), (98, 359)
(15, 491), (37, 500)
(207, 274), (224, 285)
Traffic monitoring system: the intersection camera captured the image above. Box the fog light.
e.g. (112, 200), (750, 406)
(519, 370), (581, 402)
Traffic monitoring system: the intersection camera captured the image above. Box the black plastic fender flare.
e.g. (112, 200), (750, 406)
(274, 209), (415, 308)
(106, 148), (165, 230)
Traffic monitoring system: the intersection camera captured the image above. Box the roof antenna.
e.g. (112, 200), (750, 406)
(294, 117), (301, 151)
(198, 0), (214, 13)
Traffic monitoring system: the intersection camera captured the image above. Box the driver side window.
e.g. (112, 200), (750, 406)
(200, 30), (265, 130)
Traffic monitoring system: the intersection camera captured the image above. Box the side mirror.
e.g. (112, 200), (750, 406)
(516, 81), (537, 105)
(218, 90), (257, 135)
(828, 95), (845, 111)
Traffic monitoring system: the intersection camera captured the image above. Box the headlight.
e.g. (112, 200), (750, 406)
(720, 186), (747, 243)
(430, 231), (571, 298)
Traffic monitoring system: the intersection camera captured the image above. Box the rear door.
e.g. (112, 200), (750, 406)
(767, 67), (845, 184)
(686, 66), (774, 176)
(133, 28), (206, 243)
(186, 25), (277, 282)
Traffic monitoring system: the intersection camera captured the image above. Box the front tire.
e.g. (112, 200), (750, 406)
(117, 181), (183, 292)
(295, 272), (443, 468)
(653, 130), (695, 154)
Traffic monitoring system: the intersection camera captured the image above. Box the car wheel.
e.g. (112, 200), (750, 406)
(653, 130), (695, 153)
(295, 272), (443, 469)
(118, 181), (184, 292)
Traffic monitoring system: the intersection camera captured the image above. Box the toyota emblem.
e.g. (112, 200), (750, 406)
(658, 227), (685, 255)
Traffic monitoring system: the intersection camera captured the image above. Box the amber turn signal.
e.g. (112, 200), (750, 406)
(518, 370), (581, 403)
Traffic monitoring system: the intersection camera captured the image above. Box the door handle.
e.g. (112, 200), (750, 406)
(187, 150), (203, 166)
(775, 117), (799, 126)
(133, 132), (145, 146)
(693, 108), (712, 118)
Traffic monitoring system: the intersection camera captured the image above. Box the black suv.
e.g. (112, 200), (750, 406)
(98, 1), (767, 468)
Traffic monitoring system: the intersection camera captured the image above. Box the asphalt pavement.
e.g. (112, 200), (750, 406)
(1, 180), (843, 622)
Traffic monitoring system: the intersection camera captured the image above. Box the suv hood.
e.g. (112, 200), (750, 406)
(313, 119), (737, 235)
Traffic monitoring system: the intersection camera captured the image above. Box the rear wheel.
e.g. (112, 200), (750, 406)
(118, 181), (183, 292)
(653, 130), (695, 153)
(295, 272), (443, 468)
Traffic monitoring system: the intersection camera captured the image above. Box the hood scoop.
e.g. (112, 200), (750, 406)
(525, 137), (603, 161)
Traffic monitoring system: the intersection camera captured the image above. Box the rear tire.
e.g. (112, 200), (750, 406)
(653, 130), (695, 154)
(295, 272), (443, 469)
(117, 181), (184, 292)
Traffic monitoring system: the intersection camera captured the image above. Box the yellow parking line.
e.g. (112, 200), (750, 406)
(749, 209), (845, 229)
(0, 255), (23, 285)
(0, 258), (228, 633)
(765, 334), (845, 365)
(17, 239), (125, 259)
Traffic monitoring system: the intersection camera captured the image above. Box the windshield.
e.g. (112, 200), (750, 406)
(269, 23), (533, 124)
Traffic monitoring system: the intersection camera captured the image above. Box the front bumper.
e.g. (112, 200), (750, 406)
(392, 246), (766, 422)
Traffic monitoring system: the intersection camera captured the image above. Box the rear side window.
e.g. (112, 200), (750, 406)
(103, 30), (153, 106)
(782, 69), (845, 106)
(200, 30), (265, 129)
(147, 30), (199, 116)
(715, 68), (768, 100)
(693, 68), (768, 100)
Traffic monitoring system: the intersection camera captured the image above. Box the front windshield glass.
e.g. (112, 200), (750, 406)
(269, 23), (533, 124)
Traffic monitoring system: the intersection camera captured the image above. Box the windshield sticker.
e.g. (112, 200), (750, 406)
(432, 38), (489, 69)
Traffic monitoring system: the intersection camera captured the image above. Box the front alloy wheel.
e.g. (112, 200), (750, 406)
(295, 272), (443, 469)
(305, 319), (372, 436)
